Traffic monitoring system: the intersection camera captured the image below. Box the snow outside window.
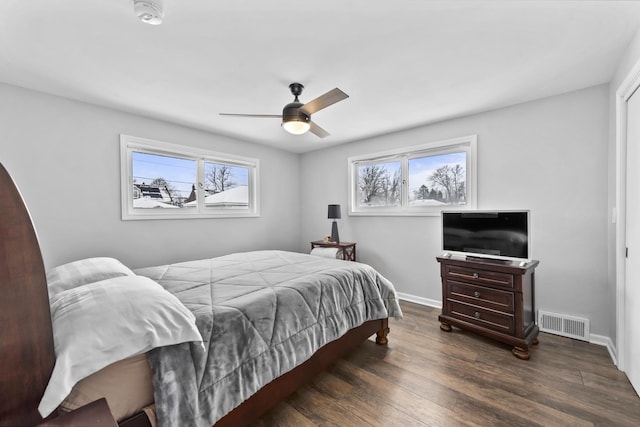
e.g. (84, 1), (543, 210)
(348, 135), (477, 216)
(120, 135), (259, 220)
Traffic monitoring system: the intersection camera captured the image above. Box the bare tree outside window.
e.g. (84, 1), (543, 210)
(205, 163), (236, 193)
(202, 162), (250, 208)
(358, 162), (401, 207)
(150, 177), (179, 202)
(349, 135), (476, 215)
(409, 152), (467, 207)
(428, 163), (466, 204)
(131, 151), (196, 208)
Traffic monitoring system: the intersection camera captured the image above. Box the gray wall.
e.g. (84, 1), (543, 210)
(0, 81), (614, 337)
(300, 85), (611, 336)
(0, 83), (301, 269)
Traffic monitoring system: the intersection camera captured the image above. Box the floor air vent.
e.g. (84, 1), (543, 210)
(538, 310), (590, 341)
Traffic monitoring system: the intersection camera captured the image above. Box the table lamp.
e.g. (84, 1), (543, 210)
(328, 204), (341, 243)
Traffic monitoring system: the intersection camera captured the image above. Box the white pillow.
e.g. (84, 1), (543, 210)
(47, 257), (135, 299)
(38, 275), (203, 418)
(310, 247), (342, 259)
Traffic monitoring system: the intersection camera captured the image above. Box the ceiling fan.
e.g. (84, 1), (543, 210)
(219, 83), (349, 138)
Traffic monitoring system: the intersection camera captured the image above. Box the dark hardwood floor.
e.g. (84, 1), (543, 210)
(251, 301), (640, 426)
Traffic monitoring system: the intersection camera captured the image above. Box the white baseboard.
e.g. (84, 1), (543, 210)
(396, 292), (619, 366)
(590, 334), (618, 366)
(396, 292), (441, 309)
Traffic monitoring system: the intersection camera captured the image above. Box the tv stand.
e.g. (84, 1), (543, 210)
(437, 255), (539, 360)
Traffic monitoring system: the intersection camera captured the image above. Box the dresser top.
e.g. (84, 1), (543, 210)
(437, 254), (539, 273)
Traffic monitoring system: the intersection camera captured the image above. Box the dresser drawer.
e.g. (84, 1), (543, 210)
(449, 300), (515, 334)
(447, 280), (514, 313)
(445, 265), (514, 289)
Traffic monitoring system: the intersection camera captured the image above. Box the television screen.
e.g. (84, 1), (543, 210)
(442, 211), (529, 259)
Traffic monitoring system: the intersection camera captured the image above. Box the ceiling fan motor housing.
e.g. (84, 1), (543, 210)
(282, 102), (310, 123)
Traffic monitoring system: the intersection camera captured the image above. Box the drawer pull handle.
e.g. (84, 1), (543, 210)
(474, 291), (481, 298)
(474, 312), (481, 319)
(472, 273), (479, 279)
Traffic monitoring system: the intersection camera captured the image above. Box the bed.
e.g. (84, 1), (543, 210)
(0, 163), (402, 427)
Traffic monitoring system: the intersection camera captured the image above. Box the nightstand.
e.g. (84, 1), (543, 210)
(310, 241), (357, 261)
(37, 398), (117, 427)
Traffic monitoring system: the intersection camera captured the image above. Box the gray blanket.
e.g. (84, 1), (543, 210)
(135, 250), (402, 427)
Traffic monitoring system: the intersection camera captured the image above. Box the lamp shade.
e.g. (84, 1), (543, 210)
(327, 204), (341, 219)
(282, 119), (310, 135)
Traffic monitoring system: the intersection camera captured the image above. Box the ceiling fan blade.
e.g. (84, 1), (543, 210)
(219, 113), (282, 118)
(309, 121), (330, 138)
(300, 88), (349, 115)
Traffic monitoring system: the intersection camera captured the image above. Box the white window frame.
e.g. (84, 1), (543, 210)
(348, 135), (477, 216)
(120, 134), (260, 220)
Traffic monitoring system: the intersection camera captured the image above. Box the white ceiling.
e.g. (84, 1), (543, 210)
(1, 1), (640, 153)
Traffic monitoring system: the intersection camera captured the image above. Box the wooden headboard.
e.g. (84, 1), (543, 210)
(0, 163), (55, 425)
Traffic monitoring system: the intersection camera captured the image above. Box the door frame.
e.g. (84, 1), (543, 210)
(615, 56), (640, 372)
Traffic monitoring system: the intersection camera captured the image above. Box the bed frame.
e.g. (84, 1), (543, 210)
(0, 163), (390, 427)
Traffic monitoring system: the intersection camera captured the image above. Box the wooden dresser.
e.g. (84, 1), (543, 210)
(437, 255), (540, 359)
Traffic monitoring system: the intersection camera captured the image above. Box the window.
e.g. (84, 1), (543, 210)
(348, 135), (476, 216)
(120, 135), (259, 220)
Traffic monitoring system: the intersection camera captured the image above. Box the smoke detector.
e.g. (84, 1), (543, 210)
(133, 0), (164, 25)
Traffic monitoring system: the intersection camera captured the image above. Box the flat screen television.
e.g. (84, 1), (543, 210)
(442, 210), (529, 260)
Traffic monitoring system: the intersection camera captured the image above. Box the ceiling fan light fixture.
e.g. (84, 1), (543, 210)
(282, 119), (310, 135)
